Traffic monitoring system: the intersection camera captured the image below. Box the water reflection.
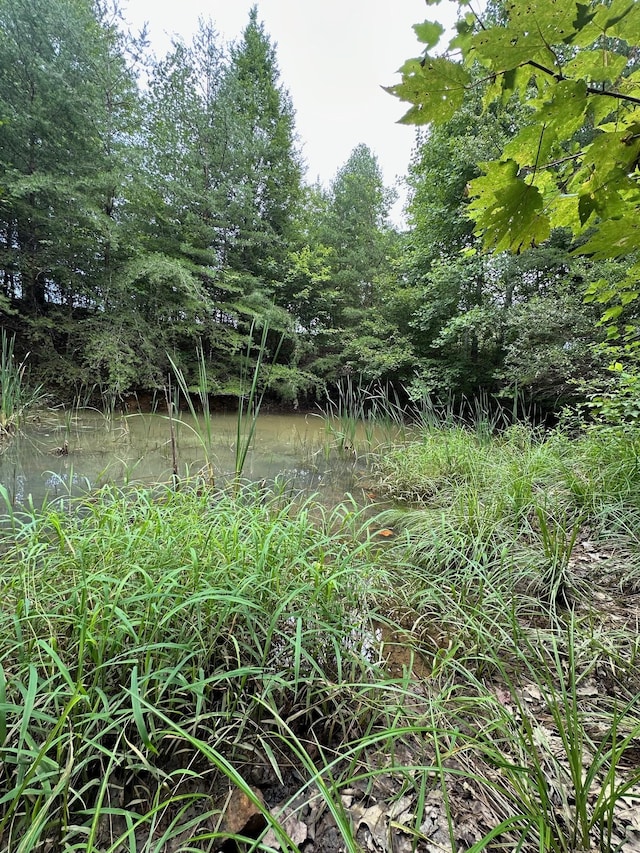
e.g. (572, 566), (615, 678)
(0, 410), (374, 508)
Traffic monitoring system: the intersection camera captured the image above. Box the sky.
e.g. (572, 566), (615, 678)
(121, 1), (458, 220)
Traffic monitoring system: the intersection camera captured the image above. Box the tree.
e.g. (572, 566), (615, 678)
(221, 6), (302, 285)
(389, 0), (640, 350)
(141, 10), (305, 396)
(141, 22), (232, 376)
(0, 0), (110, 312)
(400, 95), (507, 395)
(302, 145), (406, 382)
(0, 0), (151, 393)
(400, 68), (610, 402)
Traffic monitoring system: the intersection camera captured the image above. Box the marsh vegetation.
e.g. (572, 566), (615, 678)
(2, 0), (640, 849)
(1, 396), (639, 852)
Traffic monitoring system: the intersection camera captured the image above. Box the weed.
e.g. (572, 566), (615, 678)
(2, 402), (639, 852)
(0, 331), (43, 438)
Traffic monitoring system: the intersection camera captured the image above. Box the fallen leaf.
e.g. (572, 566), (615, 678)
(352, 802), (388, 850)
(495, 687), (512, 706)
(263, 806), (309, 850)
(576, 682), (599, 698)
(623, 828), (640, 853)
(521, 684), (543, 702)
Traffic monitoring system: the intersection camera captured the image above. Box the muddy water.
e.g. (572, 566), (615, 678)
(0, 410), (381, 508)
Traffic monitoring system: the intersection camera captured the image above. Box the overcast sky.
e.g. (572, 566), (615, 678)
(122, 1), (458, 219)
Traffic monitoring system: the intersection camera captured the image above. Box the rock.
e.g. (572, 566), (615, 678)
(219, 786), (267, 845)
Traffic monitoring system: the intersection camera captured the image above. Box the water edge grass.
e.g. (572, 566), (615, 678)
(1, 415), (639, 851)
(0, 331), (43, 439)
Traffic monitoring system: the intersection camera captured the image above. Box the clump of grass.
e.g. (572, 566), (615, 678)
(321, 376), (408, 457)
(366, 412), (640, 850)
(376, 537), (640, 853)
(375, 419), (640, 597)
(0, 331), (43, 438)
(0, 483), (401, 850)
(432, 612), (640, 853)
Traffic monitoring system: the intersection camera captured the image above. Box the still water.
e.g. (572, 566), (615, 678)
(0, 410), (376, 508)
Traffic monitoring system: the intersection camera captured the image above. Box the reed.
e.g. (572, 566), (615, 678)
(321, 377), (408, 457)
(0, 331), (43, 437)
(166, 324), (282, 488)
(235, 320), (283, 482)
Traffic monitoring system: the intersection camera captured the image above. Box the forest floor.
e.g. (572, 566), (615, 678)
(201, 533), (640, 853)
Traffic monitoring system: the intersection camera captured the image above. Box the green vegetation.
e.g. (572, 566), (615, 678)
(0, 483), (391, 850)
(0, 332), (42, 437)
(2, 0), (640, 849)
(3, 0), (632, 412)
(390, 0), (640, 257)
(1, 413), (639, 850)
(390, 0), (640, 392)
(376, 418), (640, 597)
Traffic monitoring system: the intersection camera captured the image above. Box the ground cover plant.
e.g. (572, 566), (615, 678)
(1, 412), (639, 852)
(371, 416), (640, 851)
(0, 482), (399, 850)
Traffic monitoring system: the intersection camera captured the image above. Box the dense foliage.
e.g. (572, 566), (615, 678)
(390, 0), (640, 405)
(0, 0), (633, 411)
(1, 422), (639, 851)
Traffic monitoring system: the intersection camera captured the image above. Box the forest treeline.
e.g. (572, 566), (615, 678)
(0, 0), (629, 410)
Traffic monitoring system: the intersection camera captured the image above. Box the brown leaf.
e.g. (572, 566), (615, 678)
(495, 687), (513, 706)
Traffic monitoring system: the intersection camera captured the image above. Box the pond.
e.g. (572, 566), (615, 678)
(0, 408), (391, 509)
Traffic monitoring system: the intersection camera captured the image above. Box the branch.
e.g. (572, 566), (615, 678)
(526, 59), (564, 82)
(516, 149), (584, 179)
(525, 59), (640, 107)
(584, 85), (640, 107)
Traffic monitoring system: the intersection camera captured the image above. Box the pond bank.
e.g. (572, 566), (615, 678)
(1, 423), (639, 852)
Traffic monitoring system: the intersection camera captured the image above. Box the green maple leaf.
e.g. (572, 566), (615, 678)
(387, 57), (469, 126)
(594, 0), (640, 39)
(412, 20), (444, 50)
(576, 217), (640, 259)
(571, 128), (640, 195)
(563, 50), (628, 84)
(504, 0), (581, 41)
(504, 80), (588, 167)
(470, 27), (555, 71)
(469, 160), (551, 252)
(470, 0), (581, 71)
(577, 184), (628, 227)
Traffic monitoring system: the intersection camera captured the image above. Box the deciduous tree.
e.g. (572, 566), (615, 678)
(389, 0), (640, 350)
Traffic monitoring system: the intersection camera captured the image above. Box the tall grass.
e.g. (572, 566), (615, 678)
(0, 331), (43, 437)
(235, 320), (283, 481)
(366, 413), (640, 850)
(375, 420), (640, 593)
(0, 484), (402, 850)
(167, 323), (282, 488)
(321, 376), (408, 457)
(2, 397), (639, 851)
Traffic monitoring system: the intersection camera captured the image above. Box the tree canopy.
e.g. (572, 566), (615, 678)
(0, 0), (631, 411)
(389, 0), (640, 350)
